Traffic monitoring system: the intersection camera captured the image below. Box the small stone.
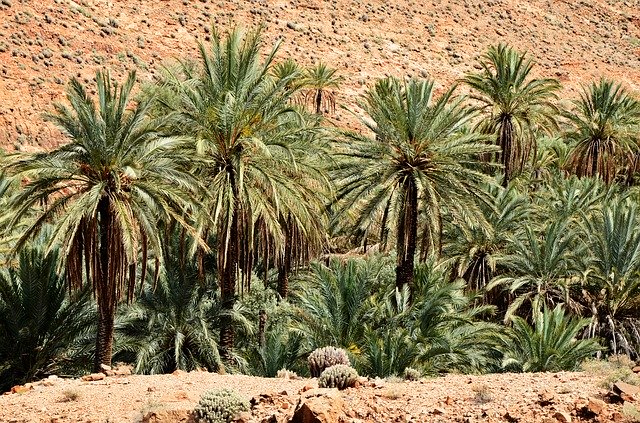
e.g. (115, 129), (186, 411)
(100, 363), (112, 372)
(587, 397), (606, 415)
(554, 411), (571, 422)
(281, 402), (290, 409)
(613, 381), (640, 401)
(81, 373), (105, 381)
(433, 407), (446, 415)
(632, 366), (640, 373)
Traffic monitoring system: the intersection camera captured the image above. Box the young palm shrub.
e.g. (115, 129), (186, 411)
(7, 70), (201, 371)
(501, 305), (601, 372)
(115, 253), (223, 374)
(301, 62), (343, 114)
(334, 77), (497, 293)
(365, 259), (502, 375)
(291, 257), (390, 351)
(0, 242), (94, 392)
(409, 265), (502, 374)
(487, 219), (587, 321)
(463, 44), (560, 186)
(581, 197), (640, 356)
(244, 326), (306, 377)
(564, 79), (640, 184)
(156, 27), (330, 357)
(358, 326), (418, 378)
(531, 174), (610, 223)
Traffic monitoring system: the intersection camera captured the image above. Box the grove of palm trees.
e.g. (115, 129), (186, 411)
(2, 26), (640, 399)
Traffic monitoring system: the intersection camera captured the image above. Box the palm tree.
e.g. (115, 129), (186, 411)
(582, 197), (640, 356)
(463, 44), (560, 186)
(501, 305), (601, 372)
(302, 62), (343, 115)
(445, 184), (530, 292)
(488, 219), (586, 321)
(0, 241), (94, 391)
(334, 77), (497, 292)
(8, 70), (201, 371)
(158, 27), (329, 358)
(564, 79), (640, 184)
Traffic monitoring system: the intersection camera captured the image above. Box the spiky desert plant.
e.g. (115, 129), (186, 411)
(317, 364), (359, 390)
(308, 346), (350, 377)
(194, 389), (249, 423)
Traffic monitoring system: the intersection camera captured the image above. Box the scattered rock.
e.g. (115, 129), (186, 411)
(587, 397), (606, 415)
(554, 410), (572, 422)
(612, 381), (640, 402)
(290, 390), (345, 423)
(81, 373), (105, 381)
(141, 409), (192, 423)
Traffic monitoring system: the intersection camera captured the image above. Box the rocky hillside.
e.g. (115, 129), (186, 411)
(0, 0), (639, 151)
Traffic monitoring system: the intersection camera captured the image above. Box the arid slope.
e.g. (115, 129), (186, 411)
(0, 0), (639, 151)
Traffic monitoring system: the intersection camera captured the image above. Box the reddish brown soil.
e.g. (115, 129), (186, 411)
(0, 370), (631, 422)
(1, 0), (639, 152)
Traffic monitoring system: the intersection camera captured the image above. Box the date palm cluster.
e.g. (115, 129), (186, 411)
(1, 27), (640, 392)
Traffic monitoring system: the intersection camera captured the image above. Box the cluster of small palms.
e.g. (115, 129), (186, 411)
(1, 26), (640, 391)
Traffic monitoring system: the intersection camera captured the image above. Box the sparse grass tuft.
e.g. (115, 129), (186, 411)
(62, 389), (80, 402)
(581, 355), (640, 388)
(472, 383), (492, 404)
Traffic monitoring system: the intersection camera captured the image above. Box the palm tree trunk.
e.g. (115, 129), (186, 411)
(277, 218), (291, 299)
(499, 116), (515, 187)
(219, 204), (239, 361)
(395, 180), (418, 296)
(94, 195), (116, 371)
(315, 90), (322, 114)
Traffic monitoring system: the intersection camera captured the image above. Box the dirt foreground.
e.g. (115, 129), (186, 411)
(0, 370), (634, 422)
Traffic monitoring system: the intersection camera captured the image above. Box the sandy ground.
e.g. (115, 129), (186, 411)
(0, 370), (629, 422)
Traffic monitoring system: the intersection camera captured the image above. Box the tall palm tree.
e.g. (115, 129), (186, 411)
(463, 44), (560, 186)
(564, 79), (640, 184)
(8, 70), (201, 371)
(302, 62), (343, 115)
(334, 77), (497, 292)
(158, 27), (329, 358)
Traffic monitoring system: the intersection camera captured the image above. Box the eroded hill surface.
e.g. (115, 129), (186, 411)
(0, 0), (639, 151)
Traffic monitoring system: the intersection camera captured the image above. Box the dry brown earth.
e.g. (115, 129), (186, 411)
(1, 0), (640, 151)
(0, 370), (635, 422)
